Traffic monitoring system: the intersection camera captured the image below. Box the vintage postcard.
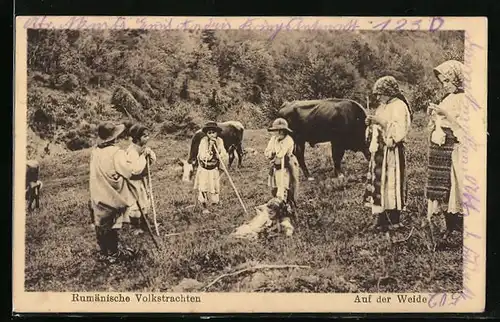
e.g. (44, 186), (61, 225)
(13, 16), (487, 314)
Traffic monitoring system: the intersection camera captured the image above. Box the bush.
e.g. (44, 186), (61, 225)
(222, 102), (267, 129)
(26, 29), (466, 149)
(111, 86), (142, 120)
(160, 102), (203, 139)
(63, 121), (97, 151)
(52, 74), (80, 92)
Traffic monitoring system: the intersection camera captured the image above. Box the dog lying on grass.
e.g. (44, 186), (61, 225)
(230, 198), (295, 240)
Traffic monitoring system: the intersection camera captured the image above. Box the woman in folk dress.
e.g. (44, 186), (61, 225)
(124, 123), (157, 235)
(425, 60), (466, 239)
(364, 76), (412, 233)
(193, 121), (229, 215)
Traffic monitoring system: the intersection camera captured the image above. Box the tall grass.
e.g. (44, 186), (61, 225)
(25, 112), (462, 293)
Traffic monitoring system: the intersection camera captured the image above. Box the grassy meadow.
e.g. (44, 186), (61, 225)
(24, 112), (463, 293)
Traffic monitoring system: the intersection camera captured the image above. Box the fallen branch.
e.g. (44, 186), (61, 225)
(165, 228), (216, 237)
(203, 264), (311, 291)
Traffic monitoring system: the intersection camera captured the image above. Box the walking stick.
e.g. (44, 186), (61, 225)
(136, 200), (161, 251)
(280, 156), (285, 201)
(146, 157), (160, 236)
(124, 179), (161, 251)
(213, 144), (249, 216)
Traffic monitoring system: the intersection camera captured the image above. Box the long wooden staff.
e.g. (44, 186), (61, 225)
(280, 156), (285, 201)
(122, 179), (161, 251)
(146, 157), (160, 236)
(214, 144), (248, 216)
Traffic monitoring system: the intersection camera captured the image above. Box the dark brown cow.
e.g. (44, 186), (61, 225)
(26, 159), (43, 211)
(179, 121), (245, 182)
(278, 98), (370, 180)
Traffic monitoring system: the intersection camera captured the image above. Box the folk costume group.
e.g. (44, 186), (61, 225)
(88, 60), (467, 264)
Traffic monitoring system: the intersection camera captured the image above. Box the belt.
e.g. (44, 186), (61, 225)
(200, 161), (219, 170)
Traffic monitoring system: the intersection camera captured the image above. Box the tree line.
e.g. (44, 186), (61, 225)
(26, 29), (464, 151)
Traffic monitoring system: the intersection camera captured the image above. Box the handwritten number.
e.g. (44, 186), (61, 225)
(372, 19), (391, 31)
(440, 293), (447, 307)
(395, 19), (407, 30)
(411, 19), (422, 30)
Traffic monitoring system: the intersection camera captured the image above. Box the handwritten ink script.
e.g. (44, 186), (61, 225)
(22, 16), (445, 41)
(428, 30), (485, 309)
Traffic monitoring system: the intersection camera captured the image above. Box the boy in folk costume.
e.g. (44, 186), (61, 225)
(125, 124), (157, 235)
(89, 122), (155, 264)
(193, 121), (229, 215)
(363, 76), (412, 233)
(425, 60), (466, 239)
(264, 118), (300, 235)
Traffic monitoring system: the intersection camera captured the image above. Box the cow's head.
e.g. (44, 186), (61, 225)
(178, 158), (195, 182)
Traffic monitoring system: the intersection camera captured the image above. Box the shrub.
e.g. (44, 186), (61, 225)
(63, 120), (97, 151)
(111, 86), (142, 120)
(160, 101), (203, 139)
(52, 74), (80, 92)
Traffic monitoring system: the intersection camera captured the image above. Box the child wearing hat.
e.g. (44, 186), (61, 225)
(125, 123), (157, 235)
(264, 118), (298, 209)
(193, 121), (229, 215)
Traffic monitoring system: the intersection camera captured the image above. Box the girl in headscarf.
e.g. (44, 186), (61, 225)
(125, 123), (157, 235)
(425, 60), (466, 238)
(193, 121), (229, 215)
(364, 76), (412, 234)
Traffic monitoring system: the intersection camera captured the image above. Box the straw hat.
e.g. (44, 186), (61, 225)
(97, 121), (125, 144)
(268, 118), (293, 134)
(202, 121), (222, 134)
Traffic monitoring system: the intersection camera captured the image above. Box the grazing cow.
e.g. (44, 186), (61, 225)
(278, 98), (370, 180)
(26, 159), (43, 211)
(179, 121), (245, 182)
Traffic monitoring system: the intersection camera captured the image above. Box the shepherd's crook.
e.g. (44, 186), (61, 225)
(214, 145), (248, 216)
(146, 158), (160, 236)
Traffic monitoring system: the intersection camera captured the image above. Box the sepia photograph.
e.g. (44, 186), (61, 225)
(14, 16), (487, 313)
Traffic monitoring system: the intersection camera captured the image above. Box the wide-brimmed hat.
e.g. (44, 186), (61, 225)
(97, 121), (126, 144)
(268, 118), (293, 133)
(202, 121), (222, 134)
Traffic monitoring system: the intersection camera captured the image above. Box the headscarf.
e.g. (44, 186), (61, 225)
(372, 76), (414, 120)
(433, 60), (465, 93)
(372, 76), (401, 97)
(129, 124), (148, 143)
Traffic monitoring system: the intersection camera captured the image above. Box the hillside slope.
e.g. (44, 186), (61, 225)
(26, 30), (464, 155)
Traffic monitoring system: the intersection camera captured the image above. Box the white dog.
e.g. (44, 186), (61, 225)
(230, 198), (294, 240)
